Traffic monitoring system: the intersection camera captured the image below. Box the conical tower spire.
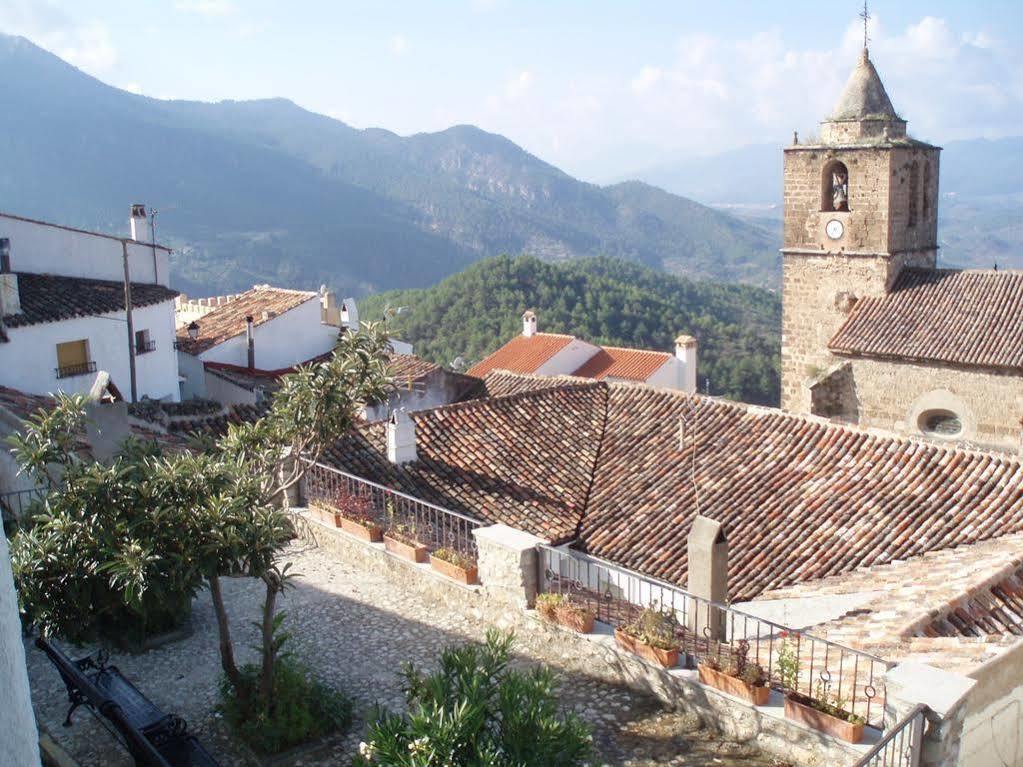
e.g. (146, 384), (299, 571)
(820, 49), (907, 144)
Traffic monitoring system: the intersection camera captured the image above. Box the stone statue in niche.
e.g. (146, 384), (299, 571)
(831, 169), (849, 211)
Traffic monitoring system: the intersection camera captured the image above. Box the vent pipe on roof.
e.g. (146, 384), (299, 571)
(246, 315), (255, 370)
(387, 409), (417, 465)
(522, 310), (537, 338)
(675, 335), (698, 394)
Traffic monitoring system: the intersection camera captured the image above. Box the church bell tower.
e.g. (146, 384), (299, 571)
(780, 46), (940, 412)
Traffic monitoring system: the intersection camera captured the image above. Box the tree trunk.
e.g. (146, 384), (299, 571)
(259, 577), (278, 705)
(208, 576), (242, 690)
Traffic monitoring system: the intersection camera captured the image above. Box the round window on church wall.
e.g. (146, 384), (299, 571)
(918, 409), (963, 438)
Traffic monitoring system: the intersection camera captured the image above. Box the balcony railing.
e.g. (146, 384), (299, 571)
(538, 544), (893, 729)
(853, 704), (925, 766)
(135, 340), (157, 355)
(1, 488), (46, 531)
(302, 461), (484, 559)
(55, 361), (97, 379)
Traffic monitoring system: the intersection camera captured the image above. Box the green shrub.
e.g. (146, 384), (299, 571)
(354, 630), (593, 767)
(218, 656), (352, 755)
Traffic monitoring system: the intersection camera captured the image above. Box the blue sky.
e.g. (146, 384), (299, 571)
(3, 1), (1021, 180)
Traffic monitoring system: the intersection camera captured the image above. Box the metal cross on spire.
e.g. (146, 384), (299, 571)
(859, 0), (871, 52)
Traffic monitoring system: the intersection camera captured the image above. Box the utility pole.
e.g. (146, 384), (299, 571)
(122, 240), (138, 403)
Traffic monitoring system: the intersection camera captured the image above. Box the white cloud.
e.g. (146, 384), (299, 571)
(388, 34), (407, 56)
(174, 0), (236, 16)
(631, 66), (662, 93)
(505, 70), (532, 97)
(0, 1), (118, 74)
(122, 82), (143, 95)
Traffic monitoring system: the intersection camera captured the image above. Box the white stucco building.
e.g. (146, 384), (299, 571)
(0, 208), (180, 402)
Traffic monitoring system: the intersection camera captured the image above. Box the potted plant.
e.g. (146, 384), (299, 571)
(614, 605), (683, 668)
(697, 640), (770, 705)
(430, 547), (478, 584)
(384, 522), (428, 563)
(309, 497), (343, 528)
(535, 593), (565, 623)
(309, 490), (384, 543)
(778, 632), (865, 744)
(555, 598), (595, 634)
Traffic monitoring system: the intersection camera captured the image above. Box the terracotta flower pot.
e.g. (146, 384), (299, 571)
(697, 664), (771, 706)
(784, 694), (865, 744)
(556, 607), (595, 634)
(384, 534), (428, 563)
(339, 516), (383, 543)
(614, 628), (680, 668)
(429, 554), (478, 584)
(309, 504), (342, 528)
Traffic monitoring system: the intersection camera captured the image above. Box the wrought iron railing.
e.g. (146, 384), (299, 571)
(136, 340), (157, 355)
(302, 461), (483, 558)
(0, 487), (45, 526)
(538, 544), (892, 728)
(853, 704), (926, 766)
(55, 361), (97, 379)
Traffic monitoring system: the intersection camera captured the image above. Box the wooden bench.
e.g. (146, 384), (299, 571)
(37, 638), (220, 767)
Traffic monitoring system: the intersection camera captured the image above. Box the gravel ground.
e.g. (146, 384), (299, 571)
(27, 541), (781, 766)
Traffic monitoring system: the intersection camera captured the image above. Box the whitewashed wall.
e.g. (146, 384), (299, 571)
(0, 534), (41, 766)
(198, 298), (340, 371)
(536, 340), (600, 377)
(1, 300), (179, 401)
(0, 213), (169, 286)
(646, 358), (690, 391)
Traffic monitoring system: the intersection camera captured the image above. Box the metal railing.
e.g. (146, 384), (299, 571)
(302, 461), (484, 558)
(55, 361), (97, 379)
(1, 488), (45, 525)
(135, 340), (157, 355)
(538, 544), (892, 728)
(853, 704), (926, 766)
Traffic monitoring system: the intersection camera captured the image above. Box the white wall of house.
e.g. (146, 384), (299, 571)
(0, 213), (169, 286)
(646, 358), (688, 391)
(0, 533), (41, 766)
(2, 300), (179, 401)
(198, 297), (340, 371)
(177, 351), (207, 400)
(535, 340), (600, 377)
(203, 370), (258, 406)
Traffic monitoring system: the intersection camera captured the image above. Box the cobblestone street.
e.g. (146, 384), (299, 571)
(27, 541), (780, 766)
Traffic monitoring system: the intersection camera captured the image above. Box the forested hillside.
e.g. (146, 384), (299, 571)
(361, 256), (781, 405)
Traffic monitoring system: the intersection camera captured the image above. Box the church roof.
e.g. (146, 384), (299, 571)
(829, 268), (1023, 370)
(828, 49), (901, 122)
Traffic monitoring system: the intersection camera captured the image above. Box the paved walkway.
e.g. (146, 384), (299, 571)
(27, 541), (782, 766)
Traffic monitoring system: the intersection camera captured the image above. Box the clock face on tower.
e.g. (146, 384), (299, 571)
(826, 219), (845, 240)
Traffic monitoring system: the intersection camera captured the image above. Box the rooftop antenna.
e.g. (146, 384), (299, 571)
(677, 401), (701, 517)
(859, 0), (871, 54)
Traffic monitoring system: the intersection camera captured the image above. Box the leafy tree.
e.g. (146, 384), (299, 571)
(10, 324), (393, 744)
(354, 631), (593, 767)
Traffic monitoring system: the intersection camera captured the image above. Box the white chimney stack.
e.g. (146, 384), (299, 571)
(675, 334), (698, 394)
(129, 204), (150, 242)
(522, 310), (537, 337)
(340, 298), (359, 331)
(0, 239), (20, 316)
(387, 409), (417, 465)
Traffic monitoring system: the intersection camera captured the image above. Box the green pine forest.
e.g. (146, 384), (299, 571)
(360, 255), (781, 405)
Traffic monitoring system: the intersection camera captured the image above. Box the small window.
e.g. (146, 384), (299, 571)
(135, 329), (154, 354)
(919, 409), (962, 438)
(908, 161), (920, 228)
(922, 162), (932, 219)
(55, 339), (94, 379)
(822, 160), (850, 212)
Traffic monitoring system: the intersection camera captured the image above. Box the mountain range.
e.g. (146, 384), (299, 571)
(0, 34), (777, 297)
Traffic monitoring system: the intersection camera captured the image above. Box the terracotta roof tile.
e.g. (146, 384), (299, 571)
(830, 269), (1023, 369)
(466, 333), (574, 377)
(572, 346), (671, 381)
(175, 286), (317, 356)
(3, 273), (177, 330)
(479, 370), (590, 398)
(324, 373), (1023, 601)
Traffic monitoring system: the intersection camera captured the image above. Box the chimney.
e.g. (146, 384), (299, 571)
(340, 298), (359, 331)
(129, 204), (150, 242)
(387, 409), (417, 465)
(522, 310), (537, 337)
(246, 315), (255, 369)
(675, 334), (698, 393)
(321, 290), (341, 326)
(0, 238), (20, 316)
(686, 515), (728, 640)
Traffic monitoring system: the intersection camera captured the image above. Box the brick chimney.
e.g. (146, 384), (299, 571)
(387, 409), (417, 465)
(675, 334), (698, 393)
(522, 310), (537, 337)
(129, 204), (150, 242)
(0, 238), (20, 316)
